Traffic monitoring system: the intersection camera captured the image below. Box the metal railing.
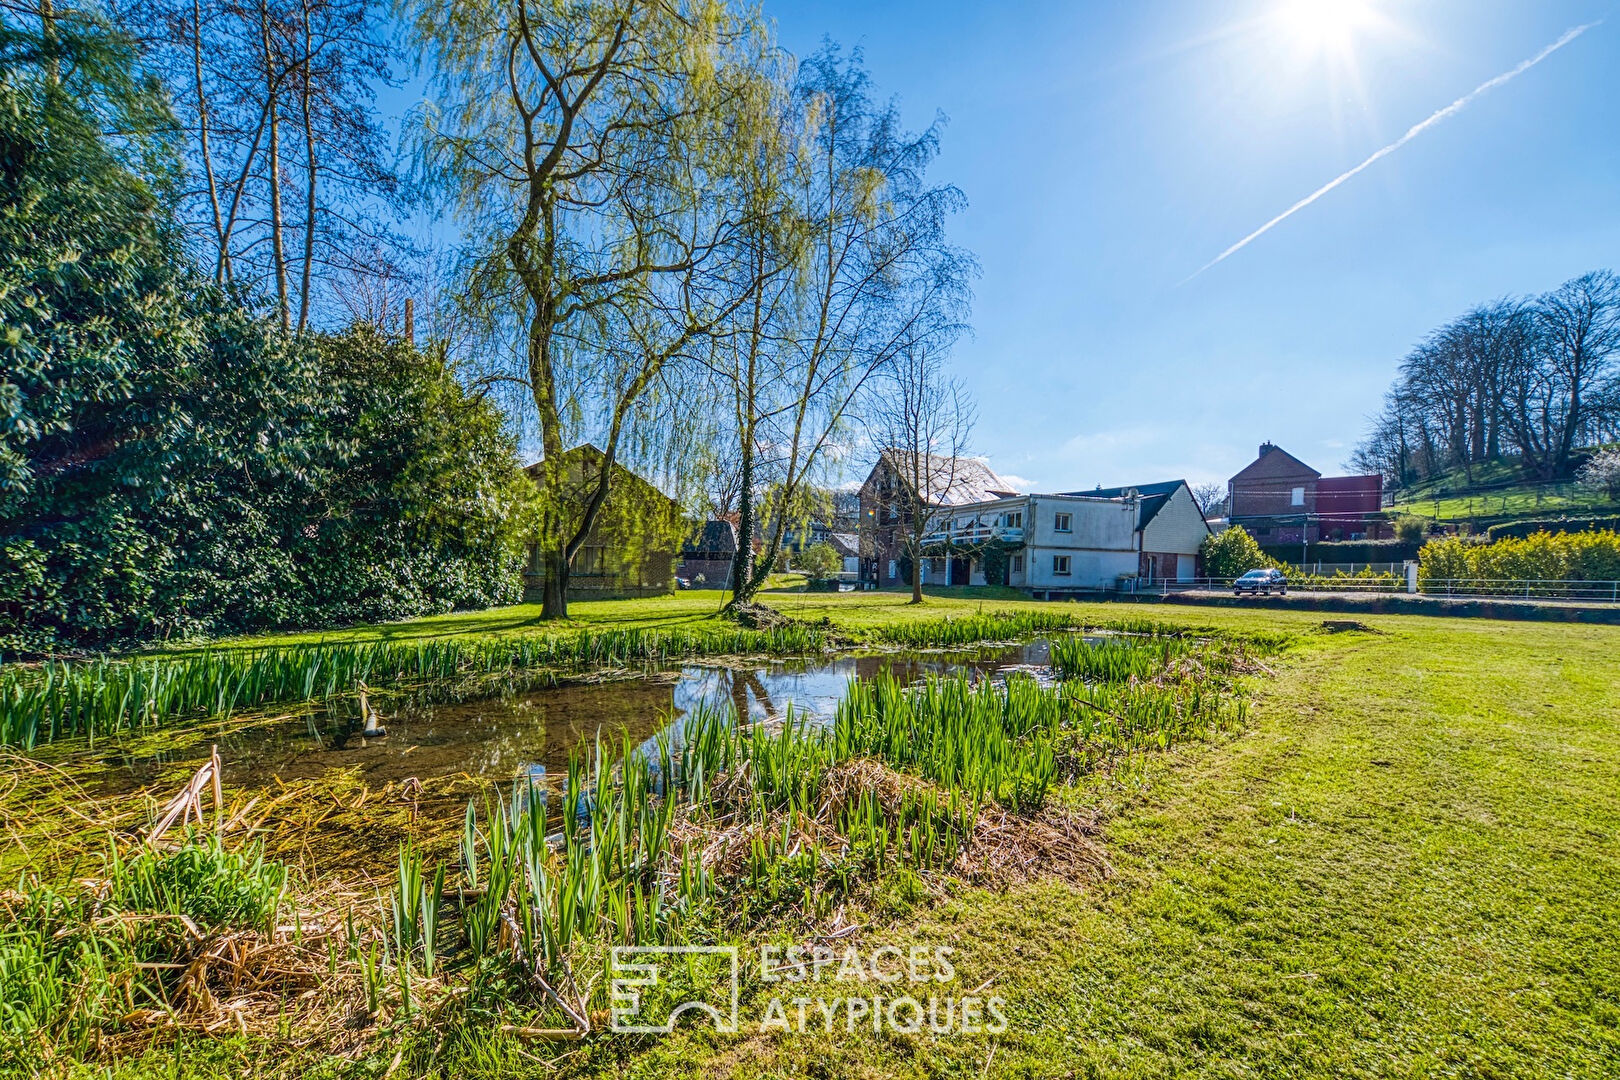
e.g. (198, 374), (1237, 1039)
(1419, 578), (1620, 602)
(1131, 576), (1620, 603)
(920, 525), (1025, 547)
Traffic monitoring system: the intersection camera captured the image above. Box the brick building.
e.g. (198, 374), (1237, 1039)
(1227, 442), (1384, 544)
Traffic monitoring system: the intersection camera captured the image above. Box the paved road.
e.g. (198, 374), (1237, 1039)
(1134, 587), (1620, 623)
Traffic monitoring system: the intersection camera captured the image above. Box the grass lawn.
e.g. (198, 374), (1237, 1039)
(143, 586), (1089, 654)
(16, 598), (1620, 1077)
(545, 608), (1616, 1078)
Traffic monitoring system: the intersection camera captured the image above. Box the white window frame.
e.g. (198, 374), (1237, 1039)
(1053, 555), (1071, 576)
(1291, 486), (1305, 507)
(1053, 512), (1072, 532)
(887, 560), (897, 581)
(1011, 554), (1024, 573)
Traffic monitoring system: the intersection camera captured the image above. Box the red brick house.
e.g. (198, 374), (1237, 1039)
(1227, 442), (1383, 544)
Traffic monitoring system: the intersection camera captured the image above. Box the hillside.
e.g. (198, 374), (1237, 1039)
(1390, 459), (1620, 523)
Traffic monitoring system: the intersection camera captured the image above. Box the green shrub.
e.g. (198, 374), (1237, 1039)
(1418, 530), (1620, 585)
(1392, 515), (1429, 544)
(1200, 526), (1278, 579)
(795, 542), (843, 579)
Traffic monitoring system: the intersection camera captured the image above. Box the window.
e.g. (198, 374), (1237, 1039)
(1053, 555), (1071, 576)
(1011, 554), (1024, 573)
(1000, 511), (1023, 529)
(887, 560), (897, 581)
(1291, 486), (1305, 507)
(1053, 512), (1072, 532)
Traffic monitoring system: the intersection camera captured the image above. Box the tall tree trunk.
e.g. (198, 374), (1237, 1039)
(261, 0), (290, 329)
(296, 0), (316, 334)
(542, 549), (569, 620)
(729, 419), (755, 601)
(192, 0), (228, 280)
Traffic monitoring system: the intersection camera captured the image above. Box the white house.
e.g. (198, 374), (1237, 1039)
(919, 480), (1211, 595)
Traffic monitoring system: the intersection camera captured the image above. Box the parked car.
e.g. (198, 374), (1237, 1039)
(675, 576), (691, 590)
(1234, 568), (1288, 596)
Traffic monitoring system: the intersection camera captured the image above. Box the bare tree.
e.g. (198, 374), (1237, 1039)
(869, 346), (975, 604)
(1191, 483), (1226, 519)
(115, 0), (402, 329)
(1356, 270), (1620, 489)
(716, 44), (972, 608)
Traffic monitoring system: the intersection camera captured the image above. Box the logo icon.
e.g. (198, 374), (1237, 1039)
(610, 945), (740, 1033)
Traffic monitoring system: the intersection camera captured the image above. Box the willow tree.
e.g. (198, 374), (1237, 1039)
(719, 45), (973, 607)
(409, 0), (772, 617)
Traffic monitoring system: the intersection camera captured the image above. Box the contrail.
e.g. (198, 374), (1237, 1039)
(1186, 21), (1599, 281)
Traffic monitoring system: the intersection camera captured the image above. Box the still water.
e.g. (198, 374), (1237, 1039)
(85, 640), (1068, 794)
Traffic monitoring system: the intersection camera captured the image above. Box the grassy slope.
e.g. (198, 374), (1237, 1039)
(1390, 460), (1620, 522)
(576, 611), (1620, 1078)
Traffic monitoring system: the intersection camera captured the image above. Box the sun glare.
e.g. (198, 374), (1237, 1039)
(1274, 0), (1381, 56)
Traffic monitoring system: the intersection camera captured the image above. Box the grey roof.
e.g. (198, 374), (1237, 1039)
(881, 450), (1022, 507)
(1058, 480), (1197, 532)
(682, 519), (737, 556)
(828, 532), (860, 558)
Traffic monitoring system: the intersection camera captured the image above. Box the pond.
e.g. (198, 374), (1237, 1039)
(78, 638), (1074, 795)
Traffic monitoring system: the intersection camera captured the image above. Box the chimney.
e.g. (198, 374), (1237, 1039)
(403, 298), (415, 345)
(1259, 441), (1276, 458)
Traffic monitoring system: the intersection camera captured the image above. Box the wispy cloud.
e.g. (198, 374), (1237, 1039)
(1185, 22), (1600, 282)
(997, 473), (1036, 493)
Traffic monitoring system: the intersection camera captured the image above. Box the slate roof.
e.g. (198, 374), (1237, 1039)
(1057, 479), (1191, 531)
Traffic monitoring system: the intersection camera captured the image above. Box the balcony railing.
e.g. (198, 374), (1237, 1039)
(920, 525), (1025, 547)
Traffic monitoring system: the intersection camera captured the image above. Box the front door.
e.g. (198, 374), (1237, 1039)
(951, 557), (972, 585)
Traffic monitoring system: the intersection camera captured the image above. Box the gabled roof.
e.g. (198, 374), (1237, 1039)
(828, 532), (860, 558)
(1058, 479), (1192, 531)
(682, 519), (737, 556)
(1230, 444), (1320, 484)
(525, 443), (679, 506)
(876, 450), (1022, 507)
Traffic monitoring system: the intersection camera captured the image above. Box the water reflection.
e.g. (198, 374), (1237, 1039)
(81, 638), (1066, 795)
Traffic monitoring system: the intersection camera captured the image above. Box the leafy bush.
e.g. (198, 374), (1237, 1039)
(795, 541), (843, 579)
(1261, 538), (1422, 564)
(1200, 526), (1279, 579)
(1419, 530), (1620, 585)
(1392, 515), (1429, 544)
(0, 24), (532, 650)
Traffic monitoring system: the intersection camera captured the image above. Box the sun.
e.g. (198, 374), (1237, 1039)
(1274, 0), (1382, 56)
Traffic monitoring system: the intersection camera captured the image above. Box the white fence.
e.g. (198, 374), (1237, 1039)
(1132, 576), (1620, 603)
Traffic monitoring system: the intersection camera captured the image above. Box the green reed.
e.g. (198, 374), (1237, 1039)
(1049, 634), (1193, 682)
(0, 623), (833, 750)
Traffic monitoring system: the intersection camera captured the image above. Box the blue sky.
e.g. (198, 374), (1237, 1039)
(390, 1), (1620, 492)
(755, 0), (1620, 491)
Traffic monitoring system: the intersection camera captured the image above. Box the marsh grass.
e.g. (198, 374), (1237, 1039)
(0, 622), (1277, 1067)
(0, 625), (832, 750)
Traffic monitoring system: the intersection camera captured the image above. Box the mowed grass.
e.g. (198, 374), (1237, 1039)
(142, 586), (1268, 656)
(18, 600), (1620, 1078)
(539, 611), (1618, 1078)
